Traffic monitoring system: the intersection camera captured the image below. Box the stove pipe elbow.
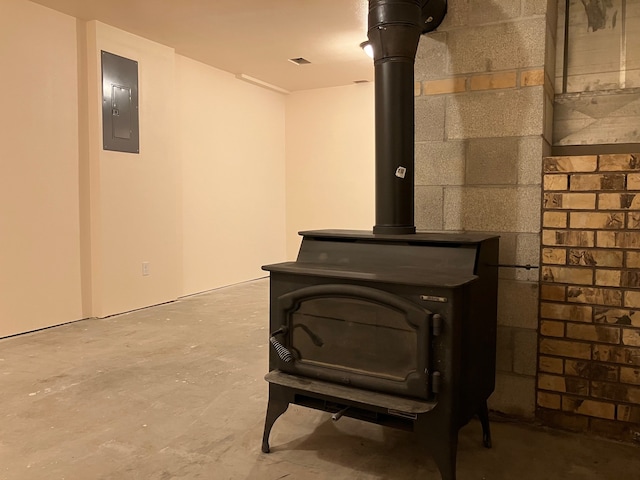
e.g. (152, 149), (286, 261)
(368, 0), (447, 235)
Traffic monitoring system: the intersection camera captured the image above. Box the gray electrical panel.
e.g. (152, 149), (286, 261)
(101, 51), (139, 153)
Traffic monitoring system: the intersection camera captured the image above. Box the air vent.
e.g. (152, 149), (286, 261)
(288, 57), (311, 65)
(354, 80), (370, 84)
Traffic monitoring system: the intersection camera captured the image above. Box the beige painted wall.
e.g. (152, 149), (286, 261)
(83, 21), (182, 318)
(177, 55), (287, 296)
(0, 0), (83, 337)
(285, 84), (375, 259)
(0, 1), (289, 336)
(0, 0), (371, 337)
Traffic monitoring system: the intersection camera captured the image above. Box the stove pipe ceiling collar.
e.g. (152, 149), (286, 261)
(367, 0), (447, 235)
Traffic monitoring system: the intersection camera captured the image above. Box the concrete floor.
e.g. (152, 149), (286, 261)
(1, 279), (638, 480)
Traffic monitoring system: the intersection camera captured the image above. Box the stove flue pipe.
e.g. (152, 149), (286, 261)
(368, 0), (447, 235)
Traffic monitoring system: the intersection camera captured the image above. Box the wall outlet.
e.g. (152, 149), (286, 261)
(142, 262), (150, 276)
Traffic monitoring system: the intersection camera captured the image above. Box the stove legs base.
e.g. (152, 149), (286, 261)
(261, 386), (292, 453)
(416, 419), (458, 480)
(261, 381), (492, 480)
(478, 401), (492, 448)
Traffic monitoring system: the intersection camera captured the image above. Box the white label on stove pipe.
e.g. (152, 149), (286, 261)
(395, 166), (407, 179)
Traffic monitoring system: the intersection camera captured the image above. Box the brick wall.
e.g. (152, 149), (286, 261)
(539, 153), (640, 442)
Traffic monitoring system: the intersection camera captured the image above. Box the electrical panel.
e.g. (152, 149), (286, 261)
(101, 51), (139, 154)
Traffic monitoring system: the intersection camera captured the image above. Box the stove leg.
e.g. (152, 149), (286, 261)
(261, 385), (291, 453)
(416, 421), (458, 480)
(478, 401), (492, 448)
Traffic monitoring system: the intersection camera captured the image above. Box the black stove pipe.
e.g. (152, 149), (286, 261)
(368, 0), (447, 235)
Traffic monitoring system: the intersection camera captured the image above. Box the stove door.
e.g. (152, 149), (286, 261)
(276, 284), (432, 399)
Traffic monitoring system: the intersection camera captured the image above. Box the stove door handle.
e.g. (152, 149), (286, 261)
(269, 336), (293, 363)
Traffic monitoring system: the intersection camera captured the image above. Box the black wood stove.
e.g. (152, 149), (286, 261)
(260, 2), (499, 479)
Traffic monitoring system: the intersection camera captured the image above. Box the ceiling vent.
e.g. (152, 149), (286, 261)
(288, 57), (311, 65)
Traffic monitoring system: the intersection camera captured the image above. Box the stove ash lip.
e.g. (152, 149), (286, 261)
(366, 0), (447, 236)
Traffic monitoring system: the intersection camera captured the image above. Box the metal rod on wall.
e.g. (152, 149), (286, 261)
(620, 0), (627, 89)
(562, 0), (570, 94)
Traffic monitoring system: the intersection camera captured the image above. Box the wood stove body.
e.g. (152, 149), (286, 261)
(260, 2), (499, 478)
(262, 229), (498, 480)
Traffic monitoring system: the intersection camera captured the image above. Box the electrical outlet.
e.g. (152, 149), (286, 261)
(142, 262), (150, 276)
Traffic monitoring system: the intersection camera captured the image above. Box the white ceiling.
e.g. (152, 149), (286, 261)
(30, 0), (374, 92)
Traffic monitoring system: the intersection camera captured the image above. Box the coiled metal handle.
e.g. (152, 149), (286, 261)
(269, 336), (293, 363)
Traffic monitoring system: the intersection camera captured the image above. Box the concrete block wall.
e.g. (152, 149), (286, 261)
(539, 153), (640, 442)
(414, 0), (557, 417)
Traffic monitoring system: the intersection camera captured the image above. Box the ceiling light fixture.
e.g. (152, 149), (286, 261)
(360, 41), (374, 59)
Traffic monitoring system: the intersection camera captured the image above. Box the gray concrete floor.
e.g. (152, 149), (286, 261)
(1, 279), (638, 480)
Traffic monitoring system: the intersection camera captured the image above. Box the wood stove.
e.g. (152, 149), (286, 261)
(262, 230), (498, 480)
(261, 2), (499, 479)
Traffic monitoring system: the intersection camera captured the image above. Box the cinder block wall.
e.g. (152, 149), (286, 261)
(414, 0), (556, 416)
(539, 153), (640, 442)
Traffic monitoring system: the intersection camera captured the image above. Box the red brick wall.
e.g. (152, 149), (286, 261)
(538, 153), (640, 441)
